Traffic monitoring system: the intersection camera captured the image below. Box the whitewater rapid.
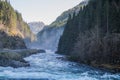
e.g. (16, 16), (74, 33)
(0, 50), (120, 80)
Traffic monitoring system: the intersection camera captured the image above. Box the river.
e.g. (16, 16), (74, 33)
(0, 50), (120, 80)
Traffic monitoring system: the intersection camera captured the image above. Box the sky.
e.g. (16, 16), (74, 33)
(10, 0), (83, 25)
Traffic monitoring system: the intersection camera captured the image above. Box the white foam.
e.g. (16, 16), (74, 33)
(0, 51), (119, 80)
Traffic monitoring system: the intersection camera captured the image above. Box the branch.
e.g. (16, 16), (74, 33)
(112, 1), (119, 12)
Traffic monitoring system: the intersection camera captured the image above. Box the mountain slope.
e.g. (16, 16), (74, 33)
(57, 0), (120, 71)
(50, 0), (88, 28)
(0, 1), (35, 49)
(35, 0), (88, 50)
(28, 22), (45, 34)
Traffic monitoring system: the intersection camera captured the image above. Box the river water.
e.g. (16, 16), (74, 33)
(0, 50), (120, 80)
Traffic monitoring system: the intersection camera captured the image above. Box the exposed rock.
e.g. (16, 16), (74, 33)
(0, 49), (45, 68)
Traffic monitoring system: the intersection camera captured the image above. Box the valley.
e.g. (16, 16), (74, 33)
(0, 0), (120, 80)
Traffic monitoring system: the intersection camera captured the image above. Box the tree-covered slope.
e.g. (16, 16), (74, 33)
(57, 0), (120, 71)
(0, 1), (35, 49)
(50, 0), (88, 28)
(35, 0), (88, 50)
(0, 31), (26, 49)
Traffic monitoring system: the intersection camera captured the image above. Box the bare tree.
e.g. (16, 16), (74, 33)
(106, 0), (109, 35)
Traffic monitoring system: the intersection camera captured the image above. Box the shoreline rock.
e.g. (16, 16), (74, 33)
(0, 49), (45, 68)
(91, 63), (120, 73)
(66, 56), (120, 73)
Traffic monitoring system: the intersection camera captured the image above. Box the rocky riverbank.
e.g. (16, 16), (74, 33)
(0, 49), (45, 68)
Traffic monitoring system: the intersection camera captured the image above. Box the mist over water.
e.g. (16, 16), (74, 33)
(26, 27), (64, 51)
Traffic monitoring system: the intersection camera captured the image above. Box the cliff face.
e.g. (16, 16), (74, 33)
(57, 0), (120, 71)
(0, 1), (35, 49)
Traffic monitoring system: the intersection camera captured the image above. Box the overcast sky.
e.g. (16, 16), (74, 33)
(10, 0), (83, 24)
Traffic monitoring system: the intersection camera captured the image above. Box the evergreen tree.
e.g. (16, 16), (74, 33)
(57, 0), (120, 66)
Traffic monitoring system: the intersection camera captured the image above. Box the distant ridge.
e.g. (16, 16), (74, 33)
(28, 21), (45, 34)
(34, 0), (88, 50)
(49, 0), (89, 28)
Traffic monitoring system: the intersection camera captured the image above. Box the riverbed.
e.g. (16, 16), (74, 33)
(0, 50), (120, 80)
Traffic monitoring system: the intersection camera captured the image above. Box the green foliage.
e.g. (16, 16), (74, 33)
(0, 31), (26, 49)
(0, 1), (36, 41)
(50, 1), (88, 28)
(57, 0), (120, 66)
(0, 1), (17, 29)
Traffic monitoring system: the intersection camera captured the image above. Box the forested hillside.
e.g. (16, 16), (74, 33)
(0, 1), (35, 49)
(35, 0), (88, 50)
(57, 0), (120, 70)
(50, 0), (88, 28)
